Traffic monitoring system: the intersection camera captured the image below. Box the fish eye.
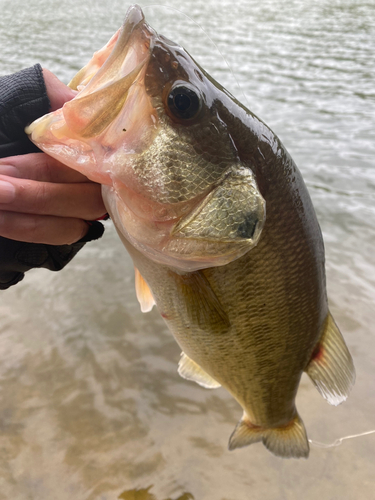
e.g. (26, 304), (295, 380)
(167, 84), (201, 120)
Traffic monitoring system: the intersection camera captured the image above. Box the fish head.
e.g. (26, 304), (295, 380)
(27, 4), (266, 271)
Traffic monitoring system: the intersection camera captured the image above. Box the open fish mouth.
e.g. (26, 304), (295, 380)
(26, 4), (266, 272)
(26, 5), (157, 183)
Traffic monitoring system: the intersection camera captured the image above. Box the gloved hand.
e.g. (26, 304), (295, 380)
(0, 65), (106, 289)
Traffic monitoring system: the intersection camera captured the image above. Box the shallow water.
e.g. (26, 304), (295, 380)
(0, 0), (374, 498)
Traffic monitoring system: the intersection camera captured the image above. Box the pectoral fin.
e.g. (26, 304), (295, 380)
(178, 352), (221, 389)
(172, 166), (265, 246)
(135, 267), (155, 313)
(170, 270), (230, 330)
(306, 312), (355, 406)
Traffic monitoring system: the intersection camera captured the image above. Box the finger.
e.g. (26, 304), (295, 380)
(0, 153), (89, 183)
(0, 211), (89, 245)
(0, 174), (106, 220)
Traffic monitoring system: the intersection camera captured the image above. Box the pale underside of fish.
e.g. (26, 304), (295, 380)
(26, 4), (355, 459)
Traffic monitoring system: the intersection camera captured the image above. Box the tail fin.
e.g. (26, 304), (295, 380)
(228, 412), (309, 459)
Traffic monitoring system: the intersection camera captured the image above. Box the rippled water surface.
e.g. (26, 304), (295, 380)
(1, 0), (374, 498)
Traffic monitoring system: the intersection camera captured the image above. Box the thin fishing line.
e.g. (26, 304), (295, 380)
(309, 429), (375, 449)
(143, 4), (250, 107)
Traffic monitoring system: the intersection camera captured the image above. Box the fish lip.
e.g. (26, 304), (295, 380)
(124, 4), (146, 30)
(75, 5), (156, 95)
(26, 5), (157, 144)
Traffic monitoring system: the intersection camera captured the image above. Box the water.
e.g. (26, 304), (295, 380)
(0, 0), (374, 498)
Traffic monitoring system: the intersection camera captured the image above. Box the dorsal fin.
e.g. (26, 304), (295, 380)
(134, 267), (155, 313)
(178, 352), (221, 389)
(306, 312), (355, 406)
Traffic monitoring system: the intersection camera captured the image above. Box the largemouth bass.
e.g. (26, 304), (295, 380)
(26, 4), (355, 458)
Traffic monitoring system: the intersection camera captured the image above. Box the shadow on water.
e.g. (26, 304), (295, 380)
(118, 486), (194, 500)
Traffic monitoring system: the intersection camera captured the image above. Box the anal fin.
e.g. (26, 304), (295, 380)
(229, 412), (309, 459)
(178, 352), (221, 389)
(306, 312), (355, 406)
(134, 267), (156, 313)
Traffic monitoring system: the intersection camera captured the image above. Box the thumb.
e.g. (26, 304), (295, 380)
(42, 68), (77, 111)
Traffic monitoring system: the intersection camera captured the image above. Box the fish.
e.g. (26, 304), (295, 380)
(26, 4), (355, 459)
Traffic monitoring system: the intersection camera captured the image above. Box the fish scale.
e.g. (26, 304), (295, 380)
(129, 120), (237, 204)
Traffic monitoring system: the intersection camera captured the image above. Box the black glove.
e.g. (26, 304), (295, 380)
(0, 65), (49, 157)
(0, 222), (104, 289)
